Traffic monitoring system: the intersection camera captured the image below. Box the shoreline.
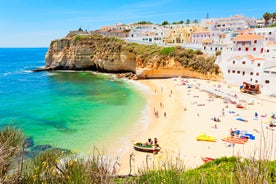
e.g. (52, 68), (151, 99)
(109, 77), (276, 175)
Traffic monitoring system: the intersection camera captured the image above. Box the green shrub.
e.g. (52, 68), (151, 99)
(216, 50), (222, 56)
(160, 47), (175, 55)
(74, 35), (82, 42)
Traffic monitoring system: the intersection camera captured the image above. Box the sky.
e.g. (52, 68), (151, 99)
(0, 0), (275, 47)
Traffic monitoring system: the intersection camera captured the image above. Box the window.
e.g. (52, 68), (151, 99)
(267, 50), (270, 53)
(253, 48), (256, 51)
(250, 78), (253, 81)
(237, 71), (240, 74)
(257, 63), (261, 67)
(265, 80), (270, 84)
(255, 80), (258, 83)
(228, 70), (230, 73)
(238, 48), (241, 51)
(233, 60), (235, 64)
(256, 73), (259, 76)
(242, 61), (246, 64)
(269, 32), (272, 35)
(242, 71), (245, 75)
(245, 48), (249, 51)
(250, 72), (253, 75)
(254, 40), (257, 43)
(232, 70), (235, 73)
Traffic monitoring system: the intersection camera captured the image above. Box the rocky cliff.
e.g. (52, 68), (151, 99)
(45, 34), (222, 80)
(45, 35), (137, 73)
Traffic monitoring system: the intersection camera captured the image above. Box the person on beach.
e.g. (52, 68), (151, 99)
(164, 112), (167, 118)
(230, 128), (234, 136)
(255, 112), (258, 119)
(154, 138), (158, 146)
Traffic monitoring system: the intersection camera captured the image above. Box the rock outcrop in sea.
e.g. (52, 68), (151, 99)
(45, 34), (222, 80)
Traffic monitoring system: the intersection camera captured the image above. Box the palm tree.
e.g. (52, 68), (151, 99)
(193, 19), (199, 24)
(161, 21), (169, 25)
(263, 12), (272, 27)
(186, 19), (190, 24)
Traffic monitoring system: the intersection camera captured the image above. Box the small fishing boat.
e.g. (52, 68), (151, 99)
(133, 142), (161, 153)
(201, 157), (214, 163)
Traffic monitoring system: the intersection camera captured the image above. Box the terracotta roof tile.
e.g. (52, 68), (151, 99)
(202, 38), (212, 43)
(234, 34), (264, 41)
(228, 55), (265, 62)
(193, 30), (210, 34)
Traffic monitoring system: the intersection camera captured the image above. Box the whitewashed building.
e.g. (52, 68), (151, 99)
(224, 54), (265, 85)
(201, 15), (256, 34)
(262, 66), (276, 96)
(233, 33), (264, 53)
(126, 24), (170, 44)
(253, 27), (276, 43)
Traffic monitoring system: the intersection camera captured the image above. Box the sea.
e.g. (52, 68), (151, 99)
(0, 48), (147, 153)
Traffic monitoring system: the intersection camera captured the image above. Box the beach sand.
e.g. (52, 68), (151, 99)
(107, 78), (276, 175)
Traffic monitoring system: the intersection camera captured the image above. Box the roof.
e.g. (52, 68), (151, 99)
(234, 34), (264, 41)
(228, 55), (265, 62)
(265, 42), (276, 46)
(240, 28), (253, 34)
(193, 30), (210, 34)
(202, 38), (212, 43)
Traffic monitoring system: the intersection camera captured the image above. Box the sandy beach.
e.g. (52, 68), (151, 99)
(109, 78), (276, 175)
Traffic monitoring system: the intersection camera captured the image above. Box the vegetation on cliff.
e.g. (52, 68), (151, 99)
(51, 34), (220, 76)
(1, 127), (275, 184)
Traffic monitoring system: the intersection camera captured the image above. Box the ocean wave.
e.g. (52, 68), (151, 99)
(3, 72), (12, 76)
(23, 70), (32, 73)
(46, 72), (58, 76)
(3, 69), (35, 76)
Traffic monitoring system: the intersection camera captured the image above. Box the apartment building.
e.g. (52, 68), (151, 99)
(127, 24), (170, 44)
(262, 66), (276, 96)
(225, 54), (265, 85)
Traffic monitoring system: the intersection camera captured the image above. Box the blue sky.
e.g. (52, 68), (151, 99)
(0, 0), (275, 47)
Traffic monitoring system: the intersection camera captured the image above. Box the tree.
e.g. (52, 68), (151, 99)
(263, 12), (271, 27)
(137, 21), (152, 24)
(161, 21), (169, 25)
(193, 19), (199, 24)
(185, 19), (190, 24)
(272, 13), (276, 22)
(179, 20), (184, 24)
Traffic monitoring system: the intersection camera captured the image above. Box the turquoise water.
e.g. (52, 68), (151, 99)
(0, 48), (146, 152)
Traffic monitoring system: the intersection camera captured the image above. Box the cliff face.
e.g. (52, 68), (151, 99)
(45, 36), (136, 73)
(45, 35), (221, 80)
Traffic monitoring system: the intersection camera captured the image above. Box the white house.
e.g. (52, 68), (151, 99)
(191, 30), (211, 43)
(253, 27), (276, 43)
(223, 54), (265, 86)
(262, 66), (276, 96)
(201, 15), (256, 34)
(233, 33), (264, 53)
(126, 24), (170, 44)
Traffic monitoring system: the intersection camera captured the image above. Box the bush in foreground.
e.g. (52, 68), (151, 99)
(0, 126), (275, 183)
